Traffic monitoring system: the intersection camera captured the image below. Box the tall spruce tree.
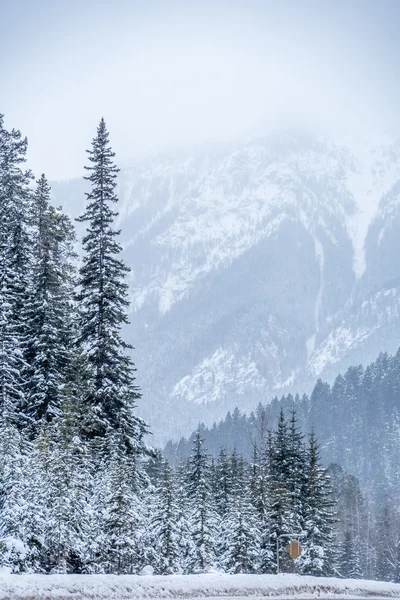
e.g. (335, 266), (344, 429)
(0, 419), (31, 572)
(185, 430), (218, 573)
(76, 118), (147, 453)
(25, 175), (77, 431)
(0, 115), (32, 426)
(218, 453), (260, 573)
(375, 503), (400, 582)
(214, 448), (232, 518)
(43, 396), (92, 574)
(287, 409), (306, 533)
(150, 461), (182, 574)
(268, 410), (293, 572)
(299, 430), (336, 576)
(252, 434), (275, 573)
(102, 431), (142, 574)
(338, 530), (362, 579)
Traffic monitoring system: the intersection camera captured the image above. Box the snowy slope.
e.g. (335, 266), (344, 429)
(2, 573), (400, 599)
(51, 133), (400, 443)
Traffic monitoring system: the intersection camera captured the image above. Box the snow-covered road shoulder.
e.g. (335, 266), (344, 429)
(0, 573), (400, 599)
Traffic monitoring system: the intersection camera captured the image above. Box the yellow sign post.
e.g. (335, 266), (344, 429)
(277, 533), (306, 573)
(285, 539), (302, 560)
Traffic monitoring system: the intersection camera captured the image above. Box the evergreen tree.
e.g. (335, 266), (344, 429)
(0, 419), (30, 572)
(23, 434), (50, 573)
(329, 463), (369, 579)
(268, 410), (293, 572)
(25, 175), (77, 431)
(145, 449), (164, 487)
(173, 461), (194, 573)
(150, 461), (182, 574)
(215, 450), (231, 551)
(252, 433), (275, 573)
(0, 115), (32, 425)
(43, 401), (91, 574)
(85, 460), (110, 574)
(219, 453), (260, 573)
(375, 503), (400, 582)
(299, 430), (336, 576)
(287, 409), (306, 533)
(338, 530), (361, 579)
(102, 432), (142, 574)
(76, 118), (147, 453)
(185, 430), (218, 573)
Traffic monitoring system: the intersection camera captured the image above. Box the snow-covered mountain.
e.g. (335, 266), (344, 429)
(51, 133), (400, 444)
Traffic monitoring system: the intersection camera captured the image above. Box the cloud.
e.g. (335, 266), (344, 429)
(2, 0), (399, 179)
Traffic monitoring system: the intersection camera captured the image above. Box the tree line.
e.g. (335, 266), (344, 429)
(166, 370), (400, 581)
(166, 351), (400, 508)
(152, 407), (400, 581)
(144, 409), (336, 576)
(0, 114), (147, 572)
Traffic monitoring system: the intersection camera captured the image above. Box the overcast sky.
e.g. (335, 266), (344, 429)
(1, 0), (400, 180)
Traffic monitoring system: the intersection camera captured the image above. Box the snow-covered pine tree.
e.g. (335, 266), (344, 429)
(263, 410), (308, 573)
(25, 175), (77, 432)
(101, 431), (142, 574)
(173, 461), (194, 573)
(137, 479), (158, 573)
(146, 449), (164, 487)
(299, 430), (337, 576)
(213, 447), (232, 518)
(150, 461), (182, 574)
(374, 503), (400, 582)
(76, 118), (148, 454)
(0, 115), (32, 427)
(338, 530), (362, 579)
(329, 463), (369, 579)
(0, 393), (45, 574)
(218, 452), (260, 573)
(84, 456), (110, 574)
(0, 418), (31, 572)
(22, 433), (50, 573)
(287, 409), (306, 534)
(185, 429), (219, 573)
(268, 410), (293, 572)
(43, 398), (92, 574)
(23, 185), (83, 572)
(0, 116), (37, 572)
(249, 447), (263, 519)
(251, 434), (275, 573)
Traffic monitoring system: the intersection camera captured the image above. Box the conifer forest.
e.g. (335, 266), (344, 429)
(0, 112), (399, 584)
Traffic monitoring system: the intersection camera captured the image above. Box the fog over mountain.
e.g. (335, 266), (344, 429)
(51, 132), (400, 444)
(4, 1), (400, 181)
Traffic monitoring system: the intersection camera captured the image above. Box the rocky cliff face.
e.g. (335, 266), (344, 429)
(51, 133), (400, 444)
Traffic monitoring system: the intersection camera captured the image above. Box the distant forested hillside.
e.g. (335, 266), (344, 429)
(165, 349), (400, 508)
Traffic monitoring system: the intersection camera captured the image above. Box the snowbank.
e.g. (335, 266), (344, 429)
(0, 573), (400, 599)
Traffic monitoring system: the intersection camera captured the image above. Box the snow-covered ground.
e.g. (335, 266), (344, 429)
(1, 573), (400, 599)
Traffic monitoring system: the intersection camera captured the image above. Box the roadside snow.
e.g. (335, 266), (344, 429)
(0, 573), (400, 599)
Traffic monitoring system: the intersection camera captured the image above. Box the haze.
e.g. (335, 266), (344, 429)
(2, 0), (400, 180)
